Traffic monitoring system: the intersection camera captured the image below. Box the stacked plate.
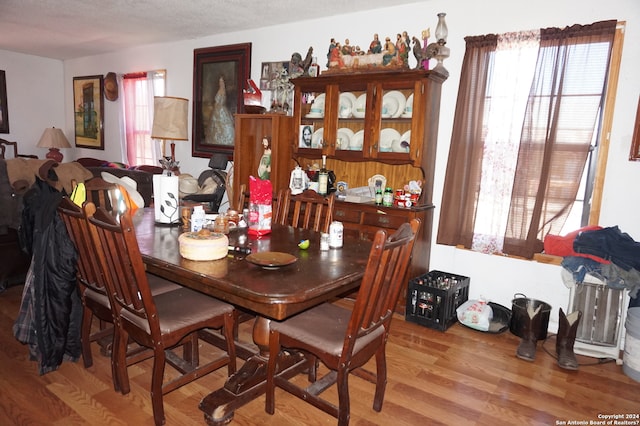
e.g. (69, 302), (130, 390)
(382, 91), (406, 118)
(337, 128), (354, 150)
(402, 93), (414, 118)
(353, 94), (366, 118)
(305, 93), (325, 118)
(379, 128), (401, 152)
(311, 127), (324, 148)
(350, 130), (364, 151)
(339, 92), (357, 118)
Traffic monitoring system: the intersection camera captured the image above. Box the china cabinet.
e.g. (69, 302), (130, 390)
(291, 69), (447, 313)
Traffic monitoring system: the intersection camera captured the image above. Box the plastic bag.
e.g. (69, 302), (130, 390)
(248, 176), (272, 236)
(456, 299), (493, 331)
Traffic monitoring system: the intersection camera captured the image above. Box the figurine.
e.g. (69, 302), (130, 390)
(290, 47), (313, 78)
(383, 37), (396, 66)
(341, 39), (354, 56)
(329, 41), (344, 68)
(326, 38), (336, 67)
(368, 33), (382, 54)
(257, 137), (272, 180)
(396, 33), (409, 67)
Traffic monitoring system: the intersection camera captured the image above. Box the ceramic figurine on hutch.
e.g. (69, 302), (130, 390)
(257, 137), (271, 180)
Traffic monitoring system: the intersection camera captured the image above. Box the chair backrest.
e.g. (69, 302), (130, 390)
(73, 176), (119, 211)
(275, 188), (335, 233)
(85, 203), (160, 334)
(343, 219), (420, 361)
(0, 138), (38, 159)
(57, 197), (105, 294)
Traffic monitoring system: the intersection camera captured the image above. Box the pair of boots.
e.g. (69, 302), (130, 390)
(516, 306), (582, 370)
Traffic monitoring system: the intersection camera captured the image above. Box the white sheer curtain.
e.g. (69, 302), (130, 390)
(120, 70), (165, 166)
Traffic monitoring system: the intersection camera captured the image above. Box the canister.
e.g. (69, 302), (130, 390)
(329, 221), (343, 248)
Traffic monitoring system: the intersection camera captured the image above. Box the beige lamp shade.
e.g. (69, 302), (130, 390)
(151, 96), (189, 140)
(37, 127), (71, 149)
(37, 127), (71, 162)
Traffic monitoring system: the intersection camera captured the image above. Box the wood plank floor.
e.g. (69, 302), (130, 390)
(1, 284), (638, 425)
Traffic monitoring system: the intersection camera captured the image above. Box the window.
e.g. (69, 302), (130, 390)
(121, 70), (166, 166)
(437, 21), (622, 259)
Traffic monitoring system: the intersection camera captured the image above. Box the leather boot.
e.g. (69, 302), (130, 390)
(556, 308), (582, 370)
(516, 304), (542, 361)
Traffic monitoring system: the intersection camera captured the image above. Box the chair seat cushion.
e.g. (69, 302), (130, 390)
(271, 303), (384, 357)
(83, 273), (180, 310)
(122, 287), (233, 335)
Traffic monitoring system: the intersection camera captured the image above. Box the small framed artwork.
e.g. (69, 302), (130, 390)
(192, 43), (251, 158)
(259, 61), (289, 91)
(629, 96), (640, 161)
(0, 70), (9, 134)
(300, 124), (313, 148)
(73, 75), (104, 149)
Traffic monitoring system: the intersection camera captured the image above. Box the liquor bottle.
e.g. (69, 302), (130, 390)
(318, 155), (329, 196)
(308, 57), (320, 77)
(375, 188), (383, 205)
(382, 187), (393, 207)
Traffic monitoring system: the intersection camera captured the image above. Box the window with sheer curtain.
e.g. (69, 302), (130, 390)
(121, 70), (165, 166)
(436, 20), (618, 259)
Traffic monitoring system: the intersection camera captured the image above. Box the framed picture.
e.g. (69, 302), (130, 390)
(0, 70), (9, 134)
(300, 124), (313, 148)
(192, 43), (251, 158)
(630, 96), (640, 161)
(73, 75), (104, 149)
(260, 61), (289, 91)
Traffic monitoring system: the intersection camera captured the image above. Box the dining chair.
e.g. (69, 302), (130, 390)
(84, 203), (237, 425)
(265, 218), (420, 426)
(0, 138), (39, 159)
(274, 188), (335, 233)
(57, 197), (180, 392)
(71, 176), (119, 210)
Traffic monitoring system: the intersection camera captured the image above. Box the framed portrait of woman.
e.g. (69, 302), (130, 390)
(192, 43), (251, 158)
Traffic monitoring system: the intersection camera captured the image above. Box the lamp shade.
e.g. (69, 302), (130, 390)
(37, 127), (71, 149)
(37, 127), (71, 162)
(151, 96), (188, 140)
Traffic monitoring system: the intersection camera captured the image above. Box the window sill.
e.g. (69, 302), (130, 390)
(453, 245), (562, 265)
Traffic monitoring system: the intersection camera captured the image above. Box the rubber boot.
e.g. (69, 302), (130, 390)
(516, 304), (542, 361)
(556, 308), (582, 370)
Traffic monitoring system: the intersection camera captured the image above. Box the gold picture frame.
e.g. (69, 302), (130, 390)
(630, 96), (640, 161)
(73, 75), (104, 149)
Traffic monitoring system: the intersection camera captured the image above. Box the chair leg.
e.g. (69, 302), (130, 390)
(113, 327), (130, 395)
(222, 312), (237, 375)
(337, 368), (351, 426)
(81, 307), (94, 368)
(182, 333), (199, 366)
(265, 330), (279, 415)
(150, 347), (167, 426)
(372, 344), (387, 412)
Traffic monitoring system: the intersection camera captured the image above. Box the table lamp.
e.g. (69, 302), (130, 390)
(36, 127), (71, 162)
(150, 96), (188, 225)
(151, 96), (188, 173)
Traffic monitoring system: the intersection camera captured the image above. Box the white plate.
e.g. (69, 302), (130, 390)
(353, 94), (367, 118)
(310, 93), (325, 117)
(305, 113), (324, 119)
(383, 91), (406, 118)
(379, 128), (401, 152)
(350, 130), (364, 151)
(311, 127), (324, 149)
(404, 93), (414, 117)
(393, 130), (411, 153)
(339, 92), (357, 118)
(337, 128), (354, 150)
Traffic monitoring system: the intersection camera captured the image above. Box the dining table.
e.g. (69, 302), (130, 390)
(133, 208), (372, 425)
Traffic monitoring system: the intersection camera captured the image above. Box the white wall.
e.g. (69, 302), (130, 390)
(3, 0), (639, 330)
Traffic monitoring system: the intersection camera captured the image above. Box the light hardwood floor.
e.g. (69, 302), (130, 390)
(1, 284), (638, 425)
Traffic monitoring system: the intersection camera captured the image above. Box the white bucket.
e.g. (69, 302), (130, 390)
(623, 307), (640, 382)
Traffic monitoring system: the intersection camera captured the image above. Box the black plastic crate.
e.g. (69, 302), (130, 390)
(405, 270), (470, 331)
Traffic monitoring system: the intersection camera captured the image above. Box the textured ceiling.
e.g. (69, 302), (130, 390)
(0, 0), (420, 60)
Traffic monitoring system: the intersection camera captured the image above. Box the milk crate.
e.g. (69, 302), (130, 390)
(405, 270), (470, 332)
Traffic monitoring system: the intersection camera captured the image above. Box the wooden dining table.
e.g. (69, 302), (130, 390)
(133, 208), (372, 425)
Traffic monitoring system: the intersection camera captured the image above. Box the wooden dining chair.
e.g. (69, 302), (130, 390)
(265, 218), (420, 426)
(71, 176), (119, 210)
(0, 138), (38, 159)
(57, 197), (180, 392)
(84, 203), (237, 425)
(274, 188), (335, 233)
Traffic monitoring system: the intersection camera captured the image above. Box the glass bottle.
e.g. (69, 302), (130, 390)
(375, 188), (383, 205)
(382, 187), (393, 207)
(308, 56), (320, 77)
(435, 12), (448, 44)
(318, 155), (329, 196)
